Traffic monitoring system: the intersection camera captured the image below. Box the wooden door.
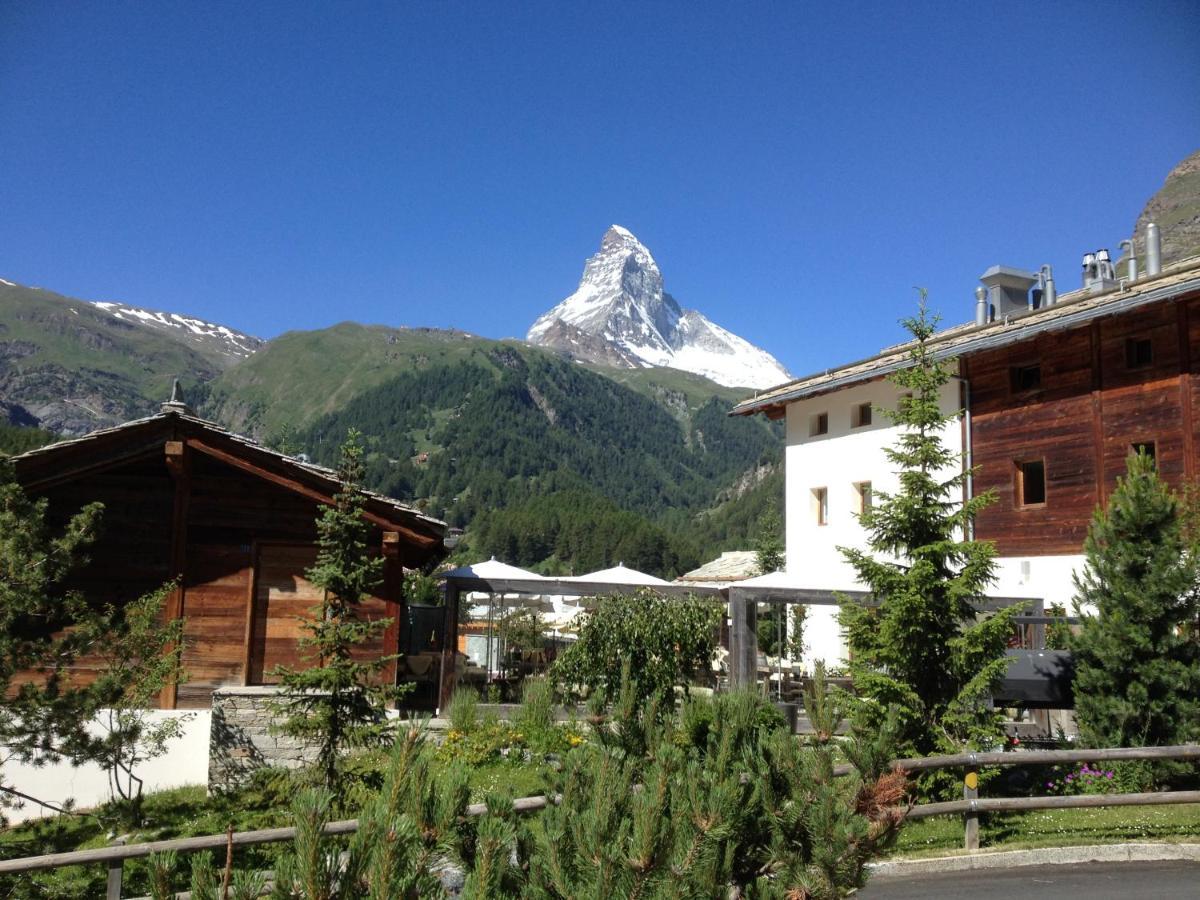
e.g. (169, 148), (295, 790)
(177, 544), (253, 707)
(247, 544), (321, 684)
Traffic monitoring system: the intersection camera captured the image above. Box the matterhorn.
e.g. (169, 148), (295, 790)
(527, 225), (791, 389)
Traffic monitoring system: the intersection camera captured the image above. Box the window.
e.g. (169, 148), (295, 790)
(851, 402), (872, 428)
(1010, 364), (1042, 393)
(812, 487), (828, 525)
(1125, 338), (1153, 369)
(1131, 441), (1157, 466)
(854, 481), (873, 514)
(1016, 459), (1046, 507)
(809, 412), (828, 436)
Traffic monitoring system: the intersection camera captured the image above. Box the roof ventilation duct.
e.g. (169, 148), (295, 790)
(1038, 265), (1057, 307)
(974, 285), (989, 326)
(1119, 240), (1138, 282)
(1082, 248), (1118, 293)
(978, 265), (1040, 321)
(1146, 222), (1162, 276)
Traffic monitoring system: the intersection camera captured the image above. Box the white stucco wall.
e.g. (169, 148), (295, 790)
(2, 710), (210, 824)
(783, 378), (963, 667)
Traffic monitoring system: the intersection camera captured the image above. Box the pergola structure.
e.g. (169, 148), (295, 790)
(438, 562), (1046, 711)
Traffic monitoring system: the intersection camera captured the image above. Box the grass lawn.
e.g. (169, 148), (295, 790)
(891, 804), (1200, 858)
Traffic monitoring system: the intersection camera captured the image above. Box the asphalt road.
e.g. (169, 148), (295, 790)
(860, 860), (1200, 898)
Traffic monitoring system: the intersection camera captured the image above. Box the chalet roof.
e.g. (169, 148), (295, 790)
(732, 254), (1200, 418)
(12, 410), (447, 546)
(676, 551), (762, 584)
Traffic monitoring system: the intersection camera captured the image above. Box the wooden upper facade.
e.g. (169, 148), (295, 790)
(968, 289), (1200, 556)
(13, 410), (447, 708)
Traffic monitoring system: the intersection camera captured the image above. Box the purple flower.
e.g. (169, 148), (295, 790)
(1105, 773), (1114, 780)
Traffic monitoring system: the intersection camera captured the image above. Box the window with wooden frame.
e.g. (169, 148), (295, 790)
(1015, 459), (1046, 507)
(809, 412), (829, 437)
(851, 402), (872, 428)
(1131, 441), (1157, 467)
(853, 481), (873, 515)
(1009, 363), (1042, 393)
(812, 487), (829, 525)
(1125, 337), (1153, 369)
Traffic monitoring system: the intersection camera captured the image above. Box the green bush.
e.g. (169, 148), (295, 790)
(551, 590), (721, 708)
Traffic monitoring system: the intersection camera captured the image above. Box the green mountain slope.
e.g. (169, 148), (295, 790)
(202, 324), (497, 437)
(0, 281), (246, 433)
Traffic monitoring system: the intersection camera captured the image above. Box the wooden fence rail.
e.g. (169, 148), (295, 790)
(0, 746), (1195, 896)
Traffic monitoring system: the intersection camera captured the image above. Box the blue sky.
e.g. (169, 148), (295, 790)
(2, 1), (1198, 379)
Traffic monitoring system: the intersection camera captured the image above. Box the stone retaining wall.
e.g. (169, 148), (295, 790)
(208, 686), (322, 792)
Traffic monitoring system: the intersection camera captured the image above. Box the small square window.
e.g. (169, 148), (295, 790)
(809, 412), (828, 436)
(1125, 338), (1153, 369)
(854, 481), (873, 514)
(1131, 441), (1157, 466)
(1010, 364), (1042, 393)
(1016, 459), (1046, 507)
(812, 487), (828, 525)
(851, 402), (872, 428)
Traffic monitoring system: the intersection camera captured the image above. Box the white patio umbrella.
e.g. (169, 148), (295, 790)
(563, 562), (670, 609)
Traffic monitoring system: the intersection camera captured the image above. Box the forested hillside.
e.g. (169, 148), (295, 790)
(296, 341), (783, 576)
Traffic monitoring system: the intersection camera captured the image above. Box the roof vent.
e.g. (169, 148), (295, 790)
(1082, 248), (1117, 293)
(978, 266), (1040, 322)
(160, 379), (195, 416)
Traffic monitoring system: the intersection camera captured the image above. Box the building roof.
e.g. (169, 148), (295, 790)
(732, 254), (1200, 418)
(676, 550), (763, 584)
(12, 409), (447, 549)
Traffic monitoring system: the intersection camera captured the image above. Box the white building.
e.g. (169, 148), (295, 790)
(733, 239), (1200, 667)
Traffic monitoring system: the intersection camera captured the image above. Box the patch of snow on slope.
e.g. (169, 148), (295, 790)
(90, 301), (261, 357)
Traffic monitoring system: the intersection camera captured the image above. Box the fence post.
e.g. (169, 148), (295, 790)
(106, 836), (127, 900)
(963, 759), (980, 852)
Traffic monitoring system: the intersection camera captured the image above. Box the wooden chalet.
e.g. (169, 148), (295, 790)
(11, 398), (447, 709)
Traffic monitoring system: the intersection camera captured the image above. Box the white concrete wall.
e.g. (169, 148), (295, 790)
(990, 554), (1088, 612)
(783, 378), (963, 667)
(3, 710), (210, 823)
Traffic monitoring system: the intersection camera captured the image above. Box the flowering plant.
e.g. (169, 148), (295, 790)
(1044, 762), (1120, 796)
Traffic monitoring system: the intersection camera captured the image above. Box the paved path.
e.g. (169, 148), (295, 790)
(860, 860), (1200, 898)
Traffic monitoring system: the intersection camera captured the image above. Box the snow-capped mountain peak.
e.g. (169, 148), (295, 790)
(527, 226), (790, 389)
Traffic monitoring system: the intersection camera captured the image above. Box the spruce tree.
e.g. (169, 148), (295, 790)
(0, 457), (105, 821)
(1070, 450), (1200, 754)
(838, 295), (1020, 759)
(273, 430), (408, 798)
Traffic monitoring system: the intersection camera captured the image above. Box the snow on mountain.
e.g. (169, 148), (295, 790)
(91, 301), (263, 360)
(527, 226), (791, 389)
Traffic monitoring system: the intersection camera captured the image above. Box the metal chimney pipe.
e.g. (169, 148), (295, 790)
(1039, 265), (1056, 307)
(1119, 240), (1137, 282)
(974, 285), (988, 326)
(1146, 222), (1162, 276)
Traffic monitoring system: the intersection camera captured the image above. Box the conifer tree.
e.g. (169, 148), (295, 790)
(1070, 450), (1200, 754)
(838, 295), (1020, 759)
(273, 430), (408, 798)
(0, 457), (105, 820)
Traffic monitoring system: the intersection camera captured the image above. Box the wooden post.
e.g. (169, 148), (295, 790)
(161, 440), (190, 709)
(437, 583), (460, 712)
(728, 589), (758, 690)
(105, 836), (126, 899)
(381, 533), (403, 693)
(963, 762), (980, 851)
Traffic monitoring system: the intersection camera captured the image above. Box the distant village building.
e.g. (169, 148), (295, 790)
(733, 229), (1200, 664)
(11, 394), (447, 709)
